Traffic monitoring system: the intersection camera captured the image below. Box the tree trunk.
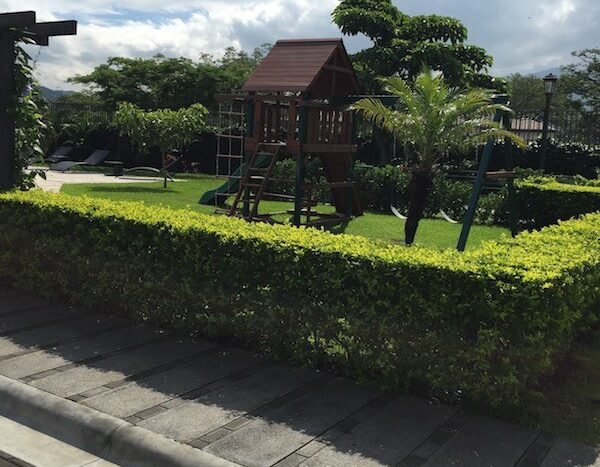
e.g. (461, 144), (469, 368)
(161, 151), (168, 188)
(405, 170), (433, 245)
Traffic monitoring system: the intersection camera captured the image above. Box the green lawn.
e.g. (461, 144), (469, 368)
(60, 174), (509, 250)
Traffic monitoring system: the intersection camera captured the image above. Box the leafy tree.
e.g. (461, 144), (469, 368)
(505, 73), (574, 113)
(332, 0), (499, 91)
(353, 71), (526, 245)
(113, 102), (208, 187)
(54, 91), (103, 107)
(506, 49), (600, 114)
(69, 45), (270, 111)
(561, 48), (600, 112)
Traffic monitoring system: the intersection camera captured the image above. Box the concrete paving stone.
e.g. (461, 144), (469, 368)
(296, 440), (328, 458)
(0, 313), (125, 358)
(80, 460), (120, 467)
(0, 455), (21, 467)
(139, 364), (320, 442)
(0, 295), (51, 315)
(0, 305), (82, 335)
(31, 337), (212, 397)
(82, 460), (121, 467)
(160, 397), (186, 410)
(301, 396), (456, 467)
(81, 347), (259, 418)
(539, 438), (600, 466)
(222, 416), (254, 431)
(275, 453), (309, 467)
(0, 415), (111, 467)
(205, 377), (380, 467)
(400, 454), (427, 467)
(201, 428), (233, 444)
(515, 433), (555, 467)
(422, 415), (539, 467)
(0, 283), (23, 299)
(0, 325), (160, 379)
(189, 439), (210, 450)
(78, 387), (111, 399)
(134, 405), (167, 420)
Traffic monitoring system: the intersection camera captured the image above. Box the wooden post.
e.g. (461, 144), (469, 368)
(246, 93), (255, 138)
(0, 29), (16, 190)
(243, 94), (255, 217)
(346, 112), (356, 217)
(244, 98), (263, 217)
(287, 101), (297, 146)
(294, 94), (309, 227)
(457, 96), (507, 252)
(503, 111), (519, 237)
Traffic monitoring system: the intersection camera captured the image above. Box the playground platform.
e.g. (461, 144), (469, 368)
(0, 283), (598, 467)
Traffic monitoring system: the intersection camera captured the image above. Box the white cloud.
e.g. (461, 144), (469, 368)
(536, 0), (576, 27)
(12, 0), (340, 89)
(0, 0), (597, 89)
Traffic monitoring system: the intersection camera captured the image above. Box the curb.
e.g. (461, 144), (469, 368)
(0, 375), (239, 467)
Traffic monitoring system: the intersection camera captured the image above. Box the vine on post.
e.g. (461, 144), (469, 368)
(14, 37), (47, 190)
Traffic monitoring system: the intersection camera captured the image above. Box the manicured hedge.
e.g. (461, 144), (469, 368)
(0, 191), (599, 414)
(518, 177), (600, 229)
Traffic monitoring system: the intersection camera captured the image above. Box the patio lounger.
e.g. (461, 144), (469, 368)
(51, 150), (111, 172)
(45, 145), (73, 163)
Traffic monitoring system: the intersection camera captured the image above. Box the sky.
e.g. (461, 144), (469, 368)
(1, 0), (598, 90)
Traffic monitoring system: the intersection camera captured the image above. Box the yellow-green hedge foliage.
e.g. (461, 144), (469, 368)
(0, 190), (599, 413)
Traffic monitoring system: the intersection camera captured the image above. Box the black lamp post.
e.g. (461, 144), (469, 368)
(539, 73), (558, 171)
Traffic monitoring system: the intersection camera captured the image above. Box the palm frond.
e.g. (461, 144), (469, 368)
(351, 69), (524, 168)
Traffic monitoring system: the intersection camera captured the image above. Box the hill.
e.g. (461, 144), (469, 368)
(40, 86), (74, 102)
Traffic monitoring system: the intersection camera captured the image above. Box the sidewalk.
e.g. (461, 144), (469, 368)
(0, 283), (598, 466)
(30, 169), (164, 193)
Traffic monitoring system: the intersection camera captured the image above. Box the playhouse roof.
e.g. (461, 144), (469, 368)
(241, 38), (360, 98)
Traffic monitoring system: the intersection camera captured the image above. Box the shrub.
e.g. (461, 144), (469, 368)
(349, 164), (600, 229)
(353, 164), (503, 223)
(0, 191), (599, 414)
(517, 178), (600, 229)
(514, 141), (600, 178)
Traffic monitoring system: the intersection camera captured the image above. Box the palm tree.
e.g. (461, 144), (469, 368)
(353, 70), (526, 245)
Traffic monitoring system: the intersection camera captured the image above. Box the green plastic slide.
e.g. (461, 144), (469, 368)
(198, 154), (271, 206)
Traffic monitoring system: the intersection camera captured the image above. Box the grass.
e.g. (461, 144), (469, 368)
(59, 173), (509, 250)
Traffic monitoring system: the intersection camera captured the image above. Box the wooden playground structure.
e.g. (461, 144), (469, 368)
(200, 38), (363, 227)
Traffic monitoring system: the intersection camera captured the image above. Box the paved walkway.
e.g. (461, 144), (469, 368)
(30, 168), (166, 193)
(0, 284), (599, 466)
(0, 415), (117, 467)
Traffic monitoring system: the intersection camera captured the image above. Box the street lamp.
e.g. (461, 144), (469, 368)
(540, 73), (558, 171)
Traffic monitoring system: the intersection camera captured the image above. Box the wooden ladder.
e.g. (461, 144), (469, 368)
(228, 143), (285, 220)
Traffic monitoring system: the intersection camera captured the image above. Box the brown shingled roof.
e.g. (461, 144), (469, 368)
(241, 38), (360, 98)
